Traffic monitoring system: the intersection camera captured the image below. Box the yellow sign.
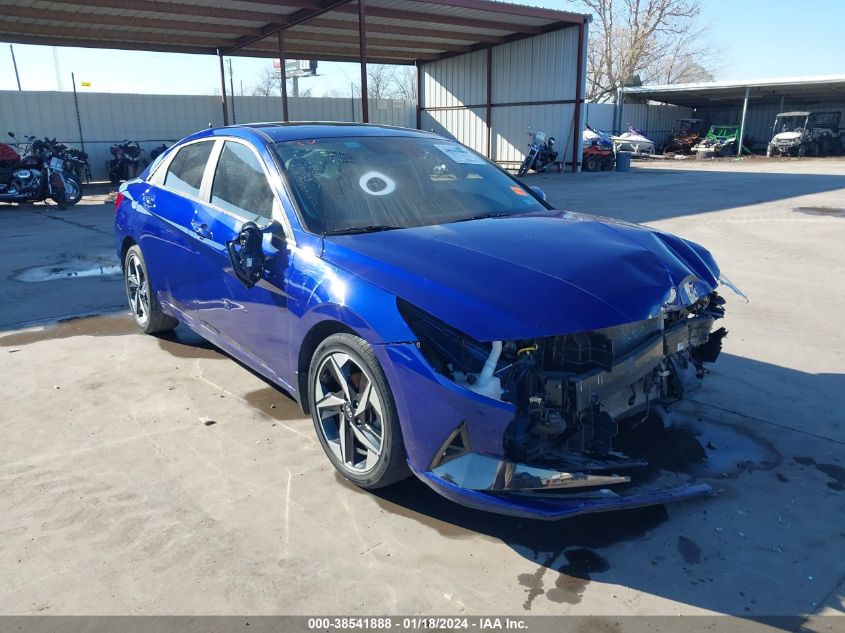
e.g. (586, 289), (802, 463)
(80, 81), (91, 87)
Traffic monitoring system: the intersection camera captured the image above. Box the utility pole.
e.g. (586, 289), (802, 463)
(71, 72), (85, 155)
(227, 58), (236, 124)
(9, 45), (21, 91)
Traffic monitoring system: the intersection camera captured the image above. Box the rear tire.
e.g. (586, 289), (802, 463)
(583, 155), (600, 172)
(308, 333), (410, 489)
(123, 245), (177, 334)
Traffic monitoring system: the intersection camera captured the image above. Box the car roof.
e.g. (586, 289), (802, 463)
(181, 122), (443, 146)
(777, 111), (811, 117)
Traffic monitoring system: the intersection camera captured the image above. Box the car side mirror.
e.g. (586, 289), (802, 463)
(529, 186), (547, 201)
(227, 222), (265, 288)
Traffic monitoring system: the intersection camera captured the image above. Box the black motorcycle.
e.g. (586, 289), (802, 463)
(517, 129), (558, 176)
(107, 140), (145, 184)
(0, 132), (82, 208)
(149, 143), (169, 161)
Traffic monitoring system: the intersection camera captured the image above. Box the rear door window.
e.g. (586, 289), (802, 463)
(210, 141), (275, 221)
(164, 142), (213, 198)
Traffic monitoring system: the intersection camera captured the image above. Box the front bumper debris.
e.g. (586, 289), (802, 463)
(431, 452), (631, 491)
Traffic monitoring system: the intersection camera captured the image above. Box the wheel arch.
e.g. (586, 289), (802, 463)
(296, 319), (357, 414)
(119, 236), (137, 270)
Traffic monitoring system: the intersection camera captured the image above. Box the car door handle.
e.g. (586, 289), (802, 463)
(191, 219), (211, 239)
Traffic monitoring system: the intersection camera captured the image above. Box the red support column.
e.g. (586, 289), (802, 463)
(415, 60), (422, 129)
(218, 52), (229, 126)
(486, 46), (493, 159)
(571, 22), (584, 172)
(277, 31), (289, 122)
(358, 0), (369, 123)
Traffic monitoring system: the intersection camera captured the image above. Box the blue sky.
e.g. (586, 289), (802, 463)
(1, 0), (842, 95)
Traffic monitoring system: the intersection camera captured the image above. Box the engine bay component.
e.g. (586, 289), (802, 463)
(401, 290), (729, 480)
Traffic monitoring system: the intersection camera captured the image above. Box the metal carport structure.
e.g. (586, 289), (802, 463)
(620, 75), (845, 155)
(0, 0), (589, 170)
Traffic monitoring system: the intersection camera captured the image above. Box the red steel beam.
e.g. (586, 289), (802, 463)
(486, 46), (493, 159)
(416, 61), (423, 129)
(571, 21), (585, 173)
(277, 31), (289, 122)
(221, 0), (354, 56)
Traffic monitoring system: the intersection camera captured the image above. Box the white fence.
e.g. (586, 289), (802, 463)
(0, 91), (415, 180)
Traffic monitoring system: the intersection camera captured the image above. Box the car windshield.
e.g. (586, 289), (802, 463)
(775, 115), (808, 133)
(271, 136), (547, 234)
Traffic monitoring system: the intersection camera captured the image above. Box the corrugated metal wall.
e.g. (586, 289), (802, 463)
(590, 102), (695, 148)
(420, 25), (587, 168)
(691, 100), (845, 149)
(0, 91), (414, 180)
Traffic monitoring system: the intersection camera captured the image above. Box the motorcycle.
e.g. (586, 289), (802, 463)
(517, 128), (558, 176)
(62, 146), (93, 184)
(107, 140), (145, 184)
(0, 132), (82, 208)
(149, 143), (169, 161)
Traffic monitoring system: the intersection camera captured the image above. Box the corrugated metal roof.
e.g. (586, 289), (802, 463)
(0, 0), (588, 64)
(622, 75), (845, 107)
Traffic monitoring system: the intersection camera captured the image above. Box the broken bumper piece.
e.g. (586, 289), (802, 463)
(419, 452), (712, 520)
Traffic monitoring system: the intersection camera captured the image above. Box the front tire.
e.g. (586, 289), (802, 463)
(309, 333), (409, 489)
(123, 245), (177, 334)
(63, 176), (82, 206)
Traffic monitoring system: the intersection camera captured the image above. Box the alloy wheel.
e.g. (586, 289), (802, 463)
(314, 351), (384, 474)
(125, 253), (150, 326)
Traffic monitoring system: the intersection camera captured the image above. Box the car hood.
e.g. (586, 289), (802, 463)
(774, 131), (802, 142)
(322, 210), (721, 341)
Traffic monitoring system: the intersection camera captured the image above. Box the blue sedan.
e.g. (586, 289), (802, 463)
(114, 123), (738, 520)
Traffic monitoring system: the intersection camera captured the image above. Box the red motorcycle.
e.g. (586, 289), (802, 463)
(0, 132), (81, 208)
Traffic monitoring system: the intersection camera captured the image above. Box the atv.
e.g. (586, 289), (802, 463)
(691, 125), (750, 158)
(766, 111), (842, 157)
(662, 118), (705, 154)
(581, 124), (615, 171)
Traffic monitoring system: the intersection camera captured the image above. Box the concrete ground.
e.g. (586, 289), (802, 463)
(1, 160), (844, 622)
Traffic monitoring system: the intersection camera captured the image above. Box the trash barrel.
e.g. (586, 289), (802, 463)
(615, 151), (632, 172)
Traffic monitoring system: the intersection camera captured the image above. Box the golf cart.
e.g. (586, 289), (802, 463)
(766, 111), (842, 157)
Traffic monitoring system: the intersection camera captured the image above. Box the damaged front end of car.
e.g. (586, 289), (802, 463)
(395, 286), (731, 519)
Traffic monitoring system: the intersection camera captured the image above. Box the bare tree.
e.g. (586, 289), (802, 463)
(572, 0), (717, 102)
(361, 65), (416, 100)
(249, 67), (312, 98)
(250, 67), (279, 97)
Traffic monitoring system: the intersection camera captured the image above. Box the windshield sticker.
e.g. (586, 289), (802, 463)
(359, 171), (396, 196)
(510, 186), (528, 196)
(434, 143), (486, 165)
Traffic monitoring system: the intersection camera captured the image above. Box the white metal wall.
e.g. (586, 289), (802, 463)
(0, 91), (414, 180)
(601, 102), (695, 148)
(420, 25), (587, 168)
